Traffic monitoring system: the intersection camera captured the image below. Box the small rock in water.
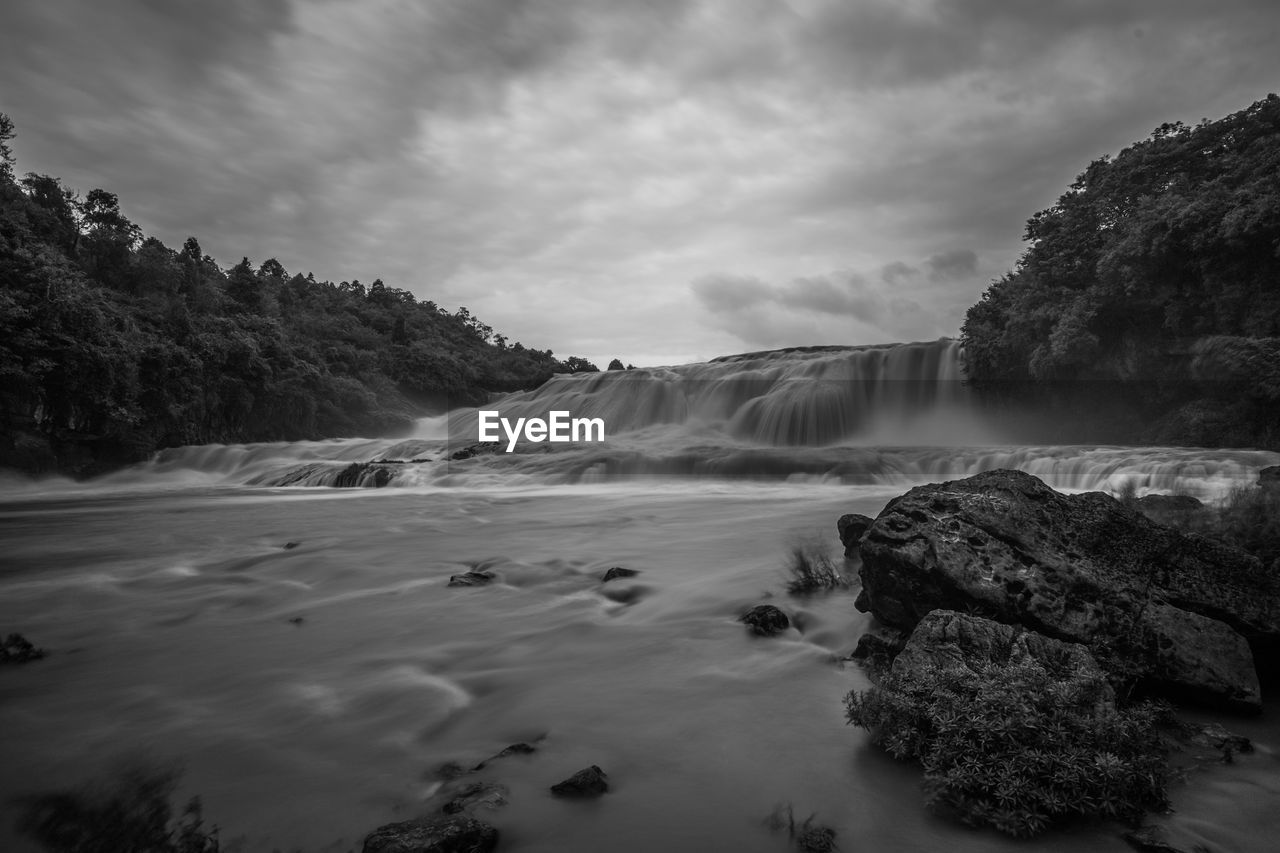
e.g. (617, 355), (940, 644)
(362, 816), (497, 853)
(471, 741), (539, 771)
(740, 604), (790, 637)
(287, 616), (305, 626)
(1122, 824), (1190, 853)
(1, 633), (46, 664)
(435, 761), (468, 780)
(283, 541), (301, 550)
(441, 781), (509, 814)
(601, 566), (639, 582)
(549, 765), (608, 798)
(448, 571), (495, 588)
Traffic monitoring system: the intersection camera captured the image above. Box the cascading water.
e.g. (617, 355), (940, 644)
(48, 338), (1277, 498)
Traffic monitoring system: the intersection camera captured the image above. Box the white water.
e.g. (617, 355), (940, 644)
(2, 341), (1278, 852)
(8, 340), (1275, 499)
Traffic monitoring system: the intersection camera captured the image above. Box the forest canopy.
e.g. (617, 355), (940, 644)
(0, 114), (598, 475)
(962, 94), (1280, 448)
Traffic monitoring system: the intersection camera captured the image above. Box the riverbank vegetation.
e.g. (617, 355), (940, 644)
(0, 114), (597, 476)
(962, 94), (1280, 449)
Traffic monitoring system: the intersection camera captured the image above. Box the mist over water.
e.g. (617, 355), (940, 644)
(3, 341), (1279, 852)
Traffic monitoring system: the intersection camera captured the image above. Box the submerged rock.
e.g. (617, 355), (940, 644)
(333, 462), (397, 488)
(601, 566), (639, 582)
(471, 741), (539, 771)
(858, 469), (1275, 711)
(441, 782), (508, 815)
(550, 765), (608, 798)
(448, 571), (496, 588)
(1, 633), (46, 664)
(362, 816), (497, 853)
(836, 513), (874, 557)
(740, 604), (790, 637)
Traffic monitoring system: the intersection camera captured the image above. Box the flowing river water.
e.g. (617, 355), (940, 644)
(2, 341), (1279, 852)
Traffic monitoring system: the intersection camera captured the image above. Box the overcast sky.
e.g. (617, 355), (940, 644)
(3, 1), (1277, 367)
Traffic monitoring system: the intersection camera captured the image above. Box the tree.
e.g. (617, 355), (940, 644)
(607, 358), (625, 371)
(0, 112), (14, 182)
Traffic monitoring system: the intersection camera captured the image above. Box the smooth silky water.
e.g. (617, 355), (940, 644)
(2, 342), (1279, 852)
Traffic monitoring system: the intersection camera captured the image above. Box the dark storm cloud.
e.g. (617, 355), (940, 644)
(2, 0), (1278, 366)
(925, 250), (978, 282)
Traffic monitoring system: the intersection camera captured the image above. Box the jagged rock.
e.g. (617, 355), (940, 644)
(362, 816), (497, 853)
(448, 571), (495, 588)
(740, 605), (790, 637)
(550, 765), (608, 798)
(601, 566), (639, 582)
(837, 513), (874, 557)
(441, 782), (508, 815)
(1, 633), (46, 664)
(893, 610), (1116, 712)
(858, 469), (1275, 711)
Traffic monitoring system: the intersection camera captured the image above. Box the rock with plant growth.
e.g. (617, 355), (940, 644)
(857, 469), (1274, 711)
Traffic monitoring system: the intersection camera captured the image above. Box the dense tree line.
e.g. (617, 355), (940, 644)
(0, 114), (597, 475)
(962, 94), (1280, 447)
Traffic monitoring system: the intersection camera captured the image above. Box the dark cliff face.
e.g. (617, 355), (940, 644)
(856, 469), (1278, 712)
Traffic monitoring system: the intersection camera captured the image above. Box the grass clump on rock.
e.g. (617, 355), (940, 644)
(784, 538), (847, 595)
(845, 654), (1170, 838)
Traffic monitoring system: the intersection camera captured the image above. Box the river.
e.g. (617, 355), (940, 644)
(2, 342), (1278, 852)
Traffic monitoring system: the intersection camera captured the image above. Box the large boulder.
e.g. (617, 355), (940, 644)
(858, 469), (1277, 712)
(892, 610), (1115, 713)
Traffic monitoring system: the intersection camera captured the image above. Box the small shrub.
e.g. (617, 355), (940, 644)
(844, 657), (1170, 837)
(765, 802), (837, 852)
(1186, 485), (1280, 568)
(784, 538), (847, 595)
(15, 761), (219, 853)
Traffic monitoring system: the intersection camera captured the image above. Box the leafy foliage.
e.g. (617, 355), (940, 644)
(0, 114), (596, 475)
(962, 94), (1280, 447)
(844, 656), (1170, 837)
(15, 762), (219, 853)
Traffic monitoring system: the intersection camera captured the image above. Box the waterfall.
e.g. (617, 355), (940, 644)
(60, 339), (1277, 496)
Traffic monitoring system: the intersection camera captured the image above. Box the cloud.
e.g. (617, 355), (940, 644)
(2, 0), (1278, 367)
(925, 249), (979, 281)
